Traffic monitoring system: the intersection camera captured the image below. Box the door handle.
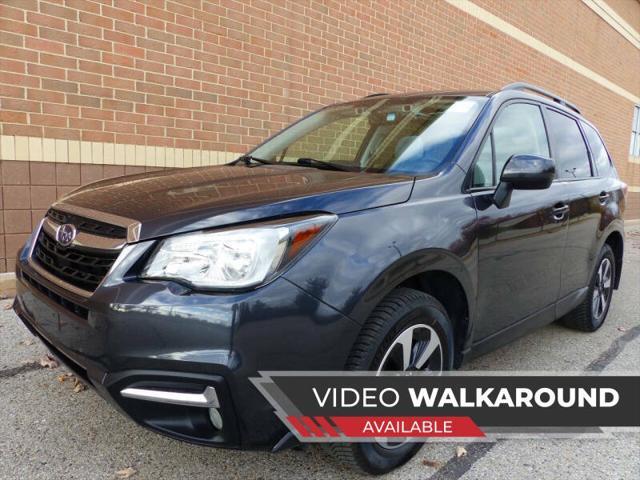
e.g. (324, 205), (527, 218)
(598, 191), (609, 204)
(552, 203), (569, 221)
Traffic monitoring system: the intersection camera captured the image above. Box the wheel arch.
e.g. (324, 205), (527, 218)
(352, 249), (474, 368)
(603, 229), (623, 289)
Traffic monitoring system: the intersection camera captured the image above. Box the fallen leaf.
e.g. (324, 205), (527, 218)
(115, 467), (137, 479)
(456, 446), (467, 458)
(73, 377), (87, 393)
(39, 354), (59, 369)
(57, 373), (73, 383)
(617, 326), (627, 332)
(3, 303), (12, 310)
(20, 339), (35, 346)
(422, 459), (443, 468)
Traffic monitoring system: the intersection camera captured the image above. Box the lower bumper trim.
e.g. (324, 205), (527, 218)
(120, 386), (220, 408)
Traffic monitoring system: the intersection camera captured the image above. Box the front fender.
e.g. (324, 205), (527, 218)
(284, 178), (478, 327)
(348, 248), (475, 325)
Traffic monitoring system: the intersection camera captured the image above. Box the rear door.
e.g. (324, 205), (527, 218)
(542, 109), (602, 301)
(471, 102), (569, 341)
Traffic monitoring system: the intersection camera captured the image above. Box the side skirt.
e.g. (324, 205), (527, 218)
(460, 287), (588, 364)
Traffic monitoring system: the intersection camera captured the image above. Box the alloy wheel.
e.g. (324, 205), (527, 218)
(592, 257), (612, 323)
(375, 324), (443, 449)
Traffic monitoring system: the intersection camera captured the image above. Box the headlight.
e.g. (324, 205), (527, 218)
(141, 214), (336, 289)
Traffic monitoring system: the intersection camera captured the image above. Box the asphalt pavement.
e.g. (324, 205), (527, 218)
(1, 226), (638, 480)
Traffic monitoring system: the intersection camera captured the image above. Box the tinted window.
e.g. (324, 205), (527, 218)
(546, 110), (591, 179)
(473, 136), (493, 187)
(582, 122), (610, 176)
(252, 96), (487, 175)
(473, 103), (549, 187)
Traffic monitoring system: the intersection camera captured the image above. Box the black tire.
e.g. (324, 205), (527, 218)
(561, 244), (616, 332)
(327, 288), (454, 475)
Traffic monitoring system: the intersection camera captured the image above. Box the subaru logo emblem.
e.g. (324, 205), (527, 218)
(56, 224), (77, 247)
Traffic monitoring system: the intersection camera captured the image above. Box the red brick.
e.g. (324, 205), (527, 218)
(0, 18), (36, 35)
(81, 107), (114, 120)
(79, 60), (112, 75)
(102, 52), (134, 67)
(101, 5), (134, 22)
(80, 11), (113, 29)
(0, 85), (25, 98)
(39, 27), (76, 45)
(65, 0), (101, 14)
(79, 35), (112, 52)
(43, 127), (80, 140)
(2, 124), (43, 136)
(65, 45), (101, 61)
(0, 31), (23, 48)
(0, 45), (38, 62)
(114, 43), (145, 58)
(0, 110), (27, 123)
(1, 98), (41, 113)
(43, 103), (79, 117)
(82, 130), (114, 142)
(26, 12), (65, 29)
(0, 4), (24, 21)
(67, 21), (102, 38)
(40, 53), (77, 69)
(42, 78), (77, 94)
(28, 63), (66, 80)
(40, 2), (77, 21)
(30, 113), (67, 127)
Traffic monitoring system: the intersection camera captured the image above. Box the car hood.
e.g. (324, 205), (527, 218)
(57, 164), (414, 240)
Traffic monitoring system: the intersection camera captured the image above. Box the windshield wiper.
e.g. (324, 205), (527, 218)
(232, 155), (274, 166)
(296, 157), (352, 171)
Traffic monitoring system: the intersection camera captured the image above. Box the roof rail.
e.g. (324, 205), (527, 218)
(501, 82), (581, 114)
(364, 92), (388, 98)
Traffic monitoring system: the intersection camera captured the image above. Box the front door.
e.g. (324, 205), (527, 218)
(470, 102), (568, 341)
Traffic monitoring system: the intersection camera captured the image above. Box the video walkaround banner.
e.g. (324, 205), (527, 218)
(251, 372), (640, 442)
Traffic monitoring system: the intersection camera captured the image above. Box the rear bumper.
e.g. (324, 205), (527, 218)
(13, 252), (360, 449)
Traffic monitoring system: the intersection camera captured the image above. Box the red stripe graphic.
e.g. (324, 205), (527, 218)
(314, 416), (339, 437)
(286, 416), (311, 437)
(301, 416), (325, 436)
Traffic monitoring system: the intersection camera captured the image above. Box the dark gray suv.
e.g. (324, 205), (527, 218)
(13, 83), (625, 474)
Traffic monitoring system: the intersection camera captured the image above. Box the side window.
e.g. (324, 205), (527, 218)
(545, 110), (592, 179)
(473, 136), (493, 187)
(473, 103), (549, 187)
(582, 122), (611, 176)
(631, 104), (640, 157)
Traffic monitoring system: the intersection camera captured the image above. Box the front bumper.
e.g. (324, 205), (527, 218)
(14, 251), (360, 449)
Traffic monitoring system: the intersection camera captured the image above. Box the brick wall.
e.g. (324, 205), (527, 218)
(1, 0), (639, 273)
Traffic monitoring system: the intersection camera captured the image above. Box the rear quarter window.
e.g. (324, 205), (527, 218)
(545, 109), (592, 179)
(581, 122), (611, 176)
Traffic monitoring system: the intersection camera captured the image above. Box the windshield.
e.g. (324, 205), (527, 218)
(251, 95), (487, 175)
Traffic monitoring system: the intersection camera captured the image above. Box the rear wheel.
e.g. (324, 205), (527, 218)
(562, 244), (615, 332)
(328, 288), (454, 475)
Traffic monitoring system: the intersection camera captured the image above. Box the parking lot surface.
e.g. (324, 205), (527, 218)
(1, 226), (638, 480)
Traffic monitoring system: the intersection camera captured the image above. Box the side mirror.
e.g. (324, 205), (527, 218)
(494, 154), (555, 208)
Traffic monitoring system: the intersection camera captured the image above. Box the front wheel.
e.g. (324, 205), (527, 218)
(562, 244), (616, 332)
(328, 288), (454, 475)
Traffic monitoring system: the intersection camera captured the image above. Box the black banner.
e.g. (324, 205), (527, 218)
(265, 374), (640, 427)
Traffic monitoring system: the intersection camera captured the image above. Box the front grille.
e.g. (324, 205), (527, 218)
(22, 272), (89, 320)
(48, 208), (127, 238)
(33, 230), (120, 292)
